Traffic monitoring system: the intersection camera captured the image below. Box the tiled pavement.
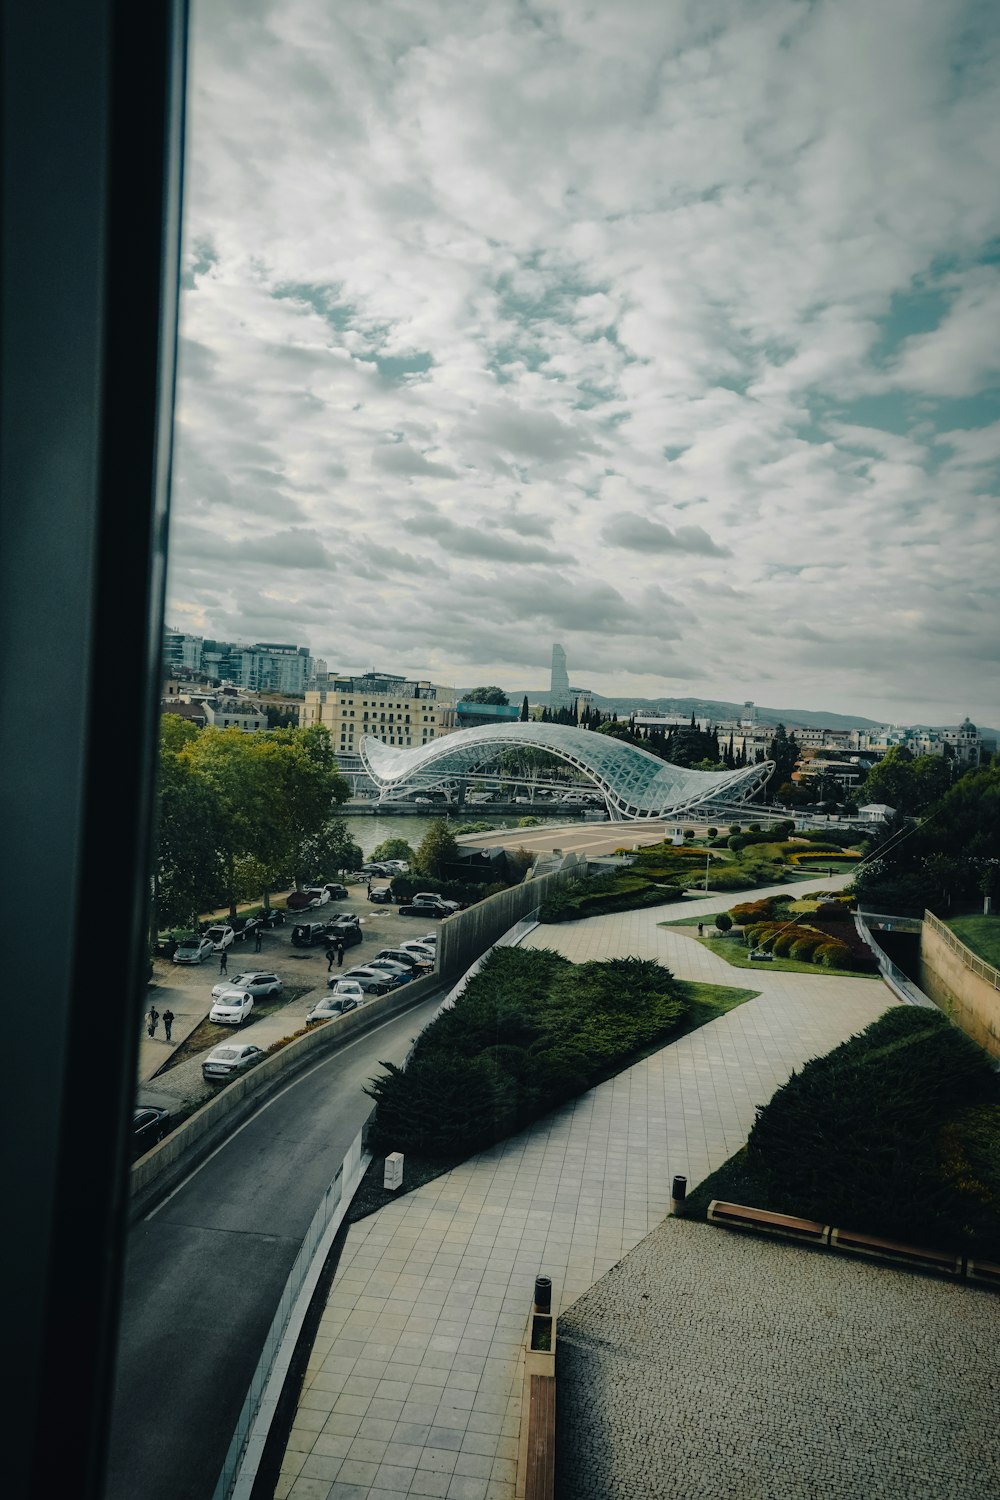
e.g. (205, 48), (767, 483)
(274, 878), (893, 1500)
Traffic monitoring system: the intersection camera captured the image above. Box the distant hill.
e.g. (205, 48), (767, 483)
(513, 692), (882, 731)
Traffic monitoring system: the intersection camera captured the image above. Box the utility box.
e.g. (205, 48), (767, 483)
(384, 1152), (404, 1191)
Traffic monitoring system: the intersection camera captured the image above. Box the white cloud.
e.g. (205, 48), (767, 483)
(165, 0), (1000, 724)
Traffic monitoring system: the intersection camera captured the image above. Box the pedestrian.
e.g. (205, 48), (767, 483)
(219, 948), (228, 974)
(326, 945), (336, 972)
(336, 938), (344, 967)
(366, 878), (372, 895)
(146, 1005), (159, 1038)
(162, 1008), (175, 1042)
(254, 927), (263, 953)
(697, 921), (704, 937)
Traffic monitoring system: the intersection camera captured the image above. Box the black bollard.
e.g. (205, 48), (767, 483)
(534, 1275), (552, 1314)
(671, 1175), (687, 1210)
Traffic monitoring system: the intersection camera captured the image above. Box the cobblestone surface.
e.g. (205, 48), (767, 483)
(556, 1216), (1000, 1500)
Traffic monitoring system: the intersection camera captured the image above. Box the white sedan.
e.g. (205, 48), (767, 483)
(211, 972), (282, 1000)
(204, 924), (236, 951)
(301, 886), (332, 905)
(209, 990), (254, 1025)
(202, 1042), (264, 1081)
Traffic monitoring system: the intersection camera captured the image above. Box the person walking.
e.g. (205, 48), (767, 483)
(146, 1005), (159, 1038)
(336, 938), (345, 967)
(325, 944), (336, 972)
(162, 1008), (175, 1042)
(254, 926), (263, 953)
(219, 948), (228, 975)
(366, 878), (372, 896)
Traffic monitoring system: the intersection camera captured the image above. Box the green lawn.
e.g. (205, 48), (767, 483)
(692, 933), (876, 980)
(946, 915), (1000, 970)
(660, 910), (733, 929)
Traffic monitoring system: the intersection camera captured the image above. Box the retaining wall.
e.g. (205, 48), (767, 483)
(919, 912), (1000, 1060)
(436, 855), (582, 978)
(129, 972), (441, 1220)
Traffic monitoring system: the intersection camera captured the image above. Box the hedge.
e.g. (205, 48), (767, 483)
(745, 1007), (1000, 1250)
(789, 935), (823, 961)
(788, 850), (858, 866)
(540, 872), (683, 923)
(365, 948), (688, 1155)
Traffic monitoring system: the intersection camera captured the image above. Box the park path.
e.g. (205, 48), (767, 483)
(273, 876), (891, 1500)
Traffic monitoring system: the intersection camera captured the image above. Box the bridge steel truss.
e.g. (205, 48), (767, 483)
(360, 722), (773, 822)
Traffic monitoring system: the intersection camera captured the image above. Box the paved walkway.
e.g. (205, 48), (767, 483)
(273, 879), (891, 1500)
(556, 1216), (1000, 1499)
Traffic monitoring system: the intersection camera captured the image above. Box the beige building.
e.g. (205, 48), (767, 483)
(303, 671), (456, 762)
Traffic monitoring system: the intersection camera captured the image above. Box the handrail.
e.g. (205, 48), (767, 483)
(854, 912), (933, 1008)
(923, 910), (1000, 992)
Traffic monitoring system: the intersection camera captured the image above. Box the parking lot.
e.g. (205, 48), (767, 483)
(138, 876), (444, 1119)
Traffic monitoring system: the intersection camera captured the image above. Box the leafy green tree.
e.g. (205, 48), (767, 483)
(371, 837), (414, 863)
(463, 686), (509, 705)
(160, 712), (201, 753)
(519, 695), (530, 722)
(297, 818), (363, 879)
(765, 724), (800, 797)
(416, 819), (459, 879)
(154, 730), (224, 936)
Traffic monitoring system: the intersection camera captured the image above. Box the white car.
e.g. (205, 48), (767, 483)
(202, 1042), (264, 1080)
(398, 941), (435, 965)
(205, 924), (236, 951)
(380, 859), (409, 873)
(209, 990), (254, 1026)
(307, 990), (365, 1024)
(172, 935), (215, 964)
(211, 972), (282, 1001)
(301, 886), (331, 905)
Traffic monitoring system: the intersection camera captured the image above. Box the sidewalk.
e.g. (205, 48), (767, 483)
(273, 876), (890, 1500)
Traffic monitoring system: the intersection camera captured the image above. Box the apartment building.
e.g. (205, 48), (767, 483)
(303, 672), (456, 763)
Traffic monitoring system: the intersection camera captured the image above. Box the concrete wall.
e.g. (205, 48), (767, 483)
(129, 972), (441, 1220)
(919, 913), (1000, 1059)
(436, 855), (583, 979)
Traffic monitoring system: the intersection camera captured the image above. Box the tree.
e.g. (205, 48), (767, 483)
(371, 837), (415, 864)
(416, 819), (459, 879)
(463, 686), (509, 705)
(154, 740), (224, 935)
(297, 818), (363, 878)
(858, 746), (951, 816)
(519, 695), (530, 722)
(765, 724), (800, 798)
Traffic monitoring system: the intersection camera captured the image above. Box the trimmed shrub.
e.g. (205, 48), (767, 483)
(728, 835), (746, 852)
(813, 941), (854, 969)
(707, 827), (718, 838)
(729, 824), (742, 835)
(714, 912), (732, 934)
(789, 935), (823, 961)
(771, 931), (798, 957)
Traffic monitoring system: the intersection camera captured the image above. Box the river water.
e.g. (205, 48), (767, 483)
(343, 811), (524, 858)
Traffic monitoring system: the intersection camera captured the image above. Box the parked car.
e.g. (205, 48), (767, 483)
(322, 882), (348, 901)
(380, 859), (409, 874)
(374, 948), (430, 974)
(286, 889), (325, 912)
(209, 990), (254, 1026)
(368, 885), (395, 904)
(302, 885), (332, 904)
(232, 913), (261, 942)
(325, 915), (364, 948)
(306, 993), (361, 1024)
(202, 1042), (265, 1081)
(291, 921), (332, 947)
(327, 979), (368, 1003)
(398, 897), (456, 918)
(398, 940), (436, 965)
(340, 965), (393, 995)
(358, 863), (390, 878)
(132, 1106), (170, 1157)
(413, 892), (462, 911)
(363, 959), (413, 986)
(205, 924), (236, 951)
(172, 935), (215, 964)
(259, 906), (285, 927)
(211, 972), (282, 1000)
(416, 933), (437, 948)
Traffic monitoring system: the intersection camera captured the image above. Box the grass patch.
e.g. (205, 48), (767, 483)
(660, 910), (734, 929)
(694, 934), (876, 979)
(946, 915), (1000, 970)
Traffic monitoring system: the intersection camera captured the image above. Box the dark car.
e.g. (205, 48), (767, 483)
(259, 907), (285, 927)
(325, 915), (364, 948)
(322, 882), (348, 901)
(368, 885), (395, 904)
(398, 897), (455, 918)
(232, 913), (261, 942)
(132, 1106), (170, 1158)
(291, 921), (332, 947)
(286, 889), (324, 912)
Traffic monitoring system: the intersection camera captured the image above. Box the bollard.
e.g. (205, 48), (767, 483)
(534, 1275), (552, 1314)
(671, 1175), (687, 1214)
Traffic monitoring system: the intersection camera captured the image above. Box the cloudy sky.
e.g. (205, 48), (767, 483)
(167, 0), (1000, 725)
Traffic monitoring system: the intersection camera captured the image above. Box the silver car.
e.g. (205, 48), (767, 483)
(172, 935), (215, 964)
(202, 1042), (264, 1081)
(306, 992), (363, 1024)
(211, 972), (282, 1000)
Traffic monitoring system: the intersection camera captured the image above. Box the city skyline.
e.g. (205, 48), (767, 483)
(167, 0), (999, 726)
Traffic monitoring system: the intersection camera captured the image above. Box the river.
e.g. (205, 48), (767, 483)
(344, 811), (525, 858)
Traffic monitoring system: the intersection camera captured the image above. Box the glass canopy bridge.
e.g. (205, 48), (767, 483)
(360, 722), (774, 822)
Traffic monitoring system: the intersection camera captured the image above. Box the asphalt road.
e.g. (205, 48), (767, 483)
(106, 984), (447, 1500)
